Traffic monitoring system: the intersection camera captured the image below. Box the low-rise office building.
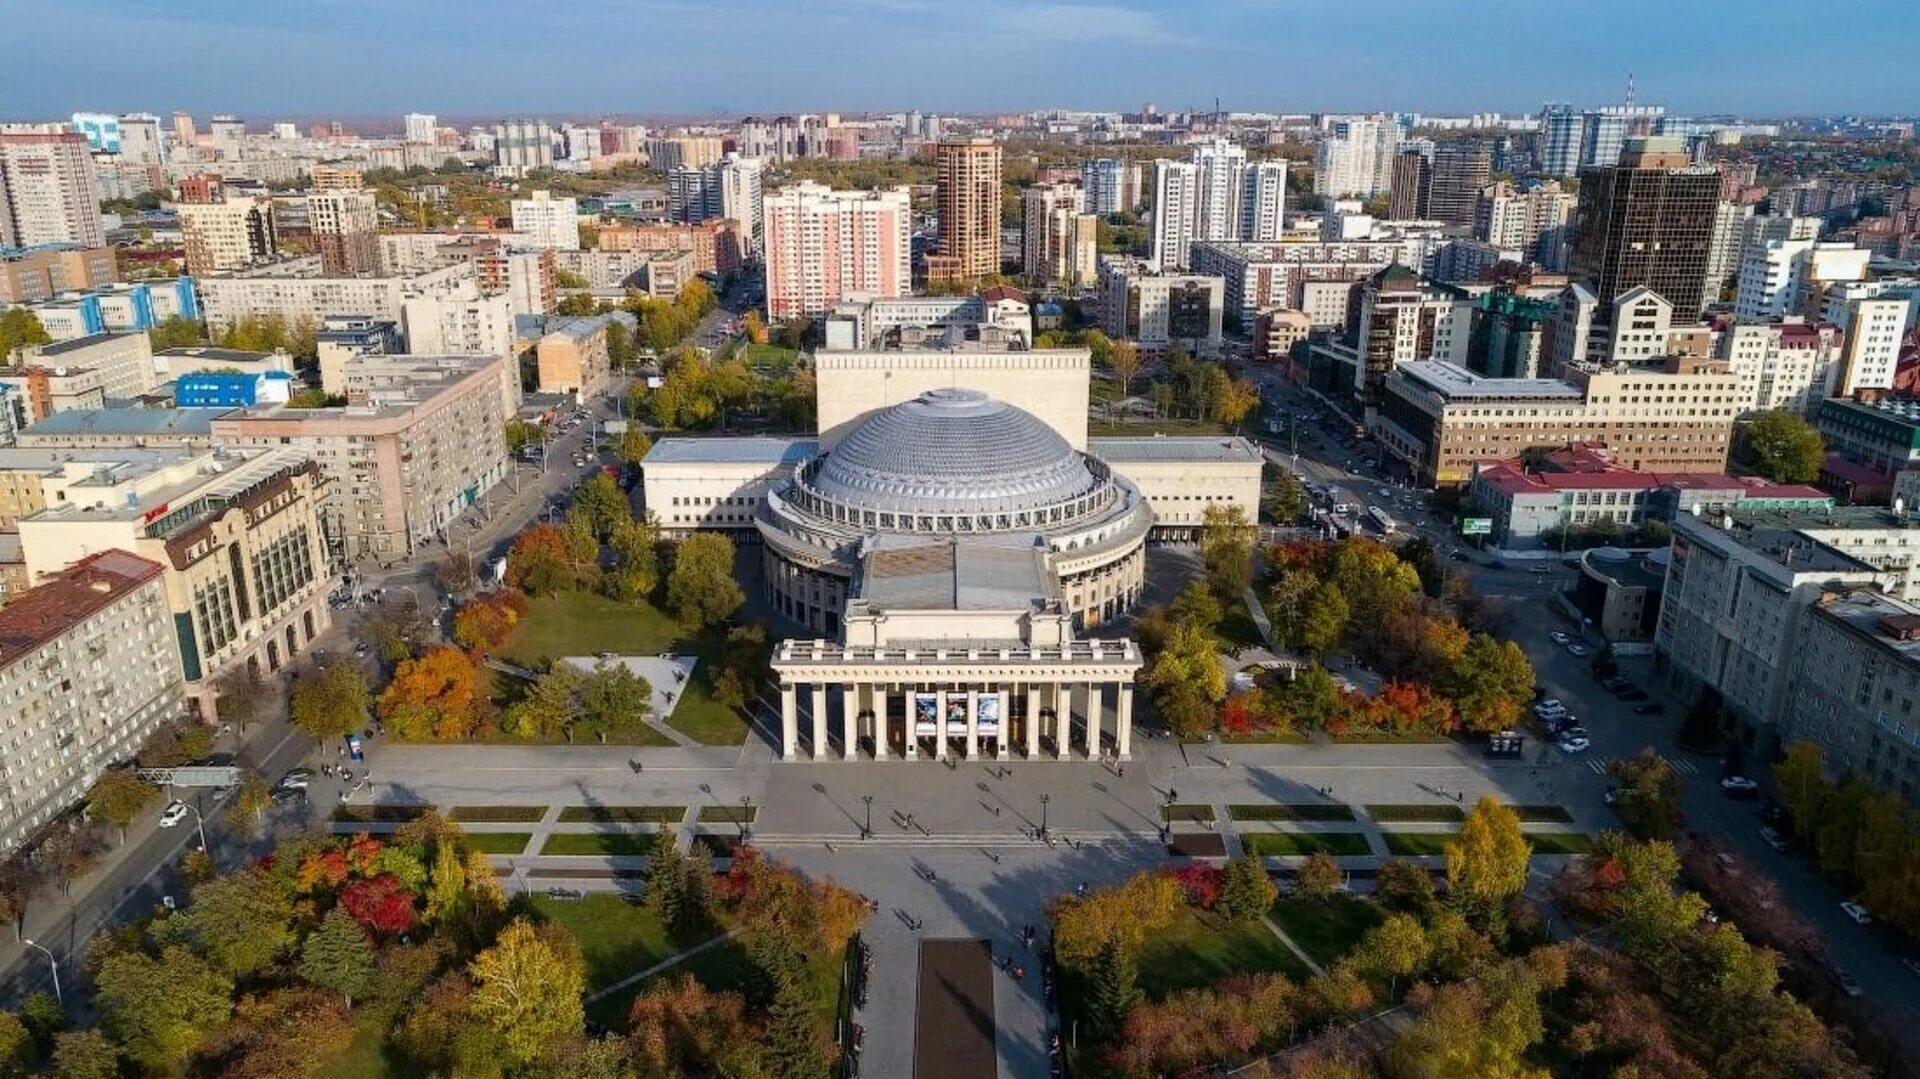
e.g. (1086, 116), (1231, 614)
(25, 332), (158, 399)
(821, 292), (1032, 352)
(17, 450), (331, 710)
(1095, 257), (1226, 355)
(21, 279), (199, 342)
(0, 243), (115, 304)
(211, 354), (514, 563)
(14, 408), (228, 449)
(1816, 396), (1920, 476)
(0, 366), (106, 422)
(534, 312), (632, 399)
(0, 550), (184, 856)
(1573, 545), (1669, 644)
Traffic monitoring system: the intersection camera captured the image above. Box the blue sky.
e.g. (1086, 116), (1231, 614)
(3, 0), (1916, 120)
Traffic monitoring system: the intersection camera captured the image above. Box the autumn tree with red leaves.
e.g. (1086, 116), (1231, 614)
(339, 872), (416, 936)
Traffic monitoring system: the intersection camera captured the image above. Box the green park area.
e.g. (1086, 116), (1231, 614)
(1135, 906), (1316, 990)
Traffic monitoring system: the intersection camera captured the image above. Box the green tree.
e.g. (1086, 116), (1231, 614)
(224, 772), (272, 834)
(763, 968), (827, 1079)
(1199, 504), (1256, 598)
(1168, 579), (1223, 631)
(86, 771), (156, 844)
(563, 505), (601, 570)
(576, 664), (652, 742)
(1352, 912), (1430, 995)
(212, 662), (272, 730)
(615, 426), (653, 467)
(300, 907), (376, 1008)
(94, 946), (234, 1072)
(1220, 854), (1280, 919)
(1143, 619), (1225, 736)
(146, 315), (203, 351)
(290, 663), (370, 740)
(159, 868), (295, 978)
(0, 309), (51, 361)
(1744, 409), (1825, 483)
(1266, 468), (1309, 524)
(466, 919), (586, 1068)
(665, 533), (744, 629)
(606, 516), (661, 601)
(1446, 797), (1532, 912)
(1607, 749), (1688, 840)
(48, 1031), (119, 1079)
(574, 472), (630, 540)
(1773, 740), (1828, 843)
(1299, 581), (1350, 654)
(1444, 634), (1535, 733)
(505, 664), (581, 741)
(1086, 936), (1141, 1041)
(645, 827), (689, 932)
(1106, 339), (1143, 399)
(0, 1011), (28, 1079)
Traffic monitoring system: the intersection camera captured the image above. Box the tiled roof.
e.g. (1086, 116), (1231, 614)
(0, 550), (163, 673)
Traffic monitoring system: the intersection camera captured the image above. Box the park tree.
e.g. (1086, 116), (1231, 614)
(627, 976), (762, 1078)
(1264, 567), (1319, 648)
(1608, 749), (1688, 840)
(1142, 619), (1226, 737)
(87, 771), (156, 844)
(1266, 468), (1309, 524)
(146, 315), (203, 351)
(0, 309), (51, 361)
(1296, 850), (1344, 901)
(290, 663), (370, 741)
(1220, 854), (1281, 919)
(577, 664), (652, 742)
(763, 968), (830, 1078)
(1375, 859), (1437, 917)
(452, 593), (520, 652)
(563, 506), (600, 570)
(94, 946), (234, 1072)
(467, 919), (587, 1068)
(1352, 912), (1431, 995)
(606, 516), (662, 601)
(1744, 409), (1825, 483)
(506, 524), (576, 595)
(1200, 504), (1257, 599)
(213, 663), (272, 730)
(1086, 937), (1141, 1042)
(158, 868), (295, 978)
(1445, 634), (1535, 733)
(339, 873), (417, 936)
(208, 986), (353, 1079)
(505, 664), (581, 741)
(47, 1031), (119, 1079)
(741, 308), (769, 344)
(1050, 871), (1183, 969)
(665, 533), (744, 629)
(0, 1012), (26, 1079)
(574, 472), (630, 540)
(436, 550), (476, 598)
(1446, 796), (1532, 911)
(225, 772), (272, 833)
(1299, 581), (1350, 654)
(378, 646), (486, 740)
(1211, 375), (1261, 427)
(1168, 578), (1223, 630)
(1107, 339), (1144, 399)
(300, 907), (376, 1008)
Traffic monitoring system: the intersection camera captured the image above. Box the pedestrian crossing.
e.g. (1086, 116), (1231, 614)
(1588, 755), (1698, 777)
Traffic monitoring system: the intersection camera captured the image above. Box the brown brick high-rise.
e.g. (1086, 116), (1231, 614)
(1570, 136), (1720, 316)
(932, 138), (1002, 282)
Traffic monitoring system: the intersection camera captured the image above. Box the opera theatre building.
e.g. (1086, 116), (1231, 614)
(642, 316), (1260, 762)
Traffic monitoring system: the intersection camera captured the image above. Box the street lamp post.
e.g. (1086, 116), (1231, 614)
(182, 801), (208, 855)
(739, 795), (751, 841)
(861, 795), (873, 840)
(1039, 794), (1050, 838)
(21, 938), (59, 1006)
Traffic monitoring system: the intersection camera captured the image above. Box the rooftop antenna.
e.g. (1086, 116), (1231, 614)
(1625, 73), (1636, 107)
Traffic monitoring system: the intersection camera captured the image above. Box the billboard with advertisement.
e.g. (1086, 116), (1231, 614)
(976, 694), (1001, 735)
(945, 694), (968, 732)
(914, 693), (939, 736)
(1461, 517), (1492, 535)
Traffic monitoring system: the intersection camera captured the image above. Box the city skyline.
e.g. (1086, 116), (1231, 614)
(3, 0), (1918, 118)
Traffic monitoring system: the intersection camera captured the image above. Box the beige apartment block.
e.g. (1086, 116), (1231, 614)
(0, 550), (184, 856)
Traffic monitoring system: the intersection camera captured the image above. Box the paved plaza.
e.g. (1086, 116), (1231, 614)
(337, 727), (1597, 1078)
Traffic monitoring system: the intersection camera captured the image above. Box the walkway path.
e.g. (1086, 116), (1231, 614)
(1261, 914), (1326, 977)
(584, 926), (747, 1004)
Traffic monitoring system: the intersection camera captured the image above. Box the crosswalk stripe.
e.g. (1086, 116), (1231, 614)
(1662, 756), (1699, 776)
(1586, 759), (1607, 776)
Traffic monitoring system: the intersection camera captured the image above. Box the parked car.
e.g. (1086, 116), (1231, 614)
(1720, 775), (1760, 796)
(1557, 737), (1591, 754)
(1759, 825), (1788, 851)
(1533, 699), (1565, 715)
(1550, 631), (1572, 646)
(277, 768), (313, 791)
(1841, 901), (1873, 925)
(1830, 968), (1865, 998)
(1566, 643), (1592, 657)
(1633, 702), (1668, 716)
(158, 801), (190, 828)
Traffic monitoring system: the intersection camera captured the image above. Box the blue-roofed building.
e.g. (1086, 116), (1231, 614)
(175, 370), (294, 408)
(27, 278), (199, 341)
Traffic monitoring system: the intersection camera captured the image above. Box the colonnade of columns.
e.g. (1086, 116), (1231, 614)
(777, 678), (1133, 762)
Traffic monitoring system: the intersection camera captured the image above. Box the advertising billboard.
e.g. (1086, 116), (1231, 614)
(914, 693), (939, 736)
(976, 694), (1001, 735)
(945, 694), (968, 732)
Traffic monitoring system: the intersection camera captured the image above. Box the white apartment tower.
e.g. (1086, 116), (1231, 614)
(1081, 158), (1143, 216)
(404, 113), (438, 145)
(510, 190), (582, 251)
(1149, 143), (1284, 270)
(1475, 180), (1574, 269)
(1150, 160), (1200, 270)
(1314, 117), (1399, 199)
(762, 182), (911, 319)
(1023, 183), (1097, 287)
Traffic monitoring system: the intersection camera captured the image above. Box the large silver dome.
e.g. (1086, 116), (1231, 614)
(810, 388), (1097, 515)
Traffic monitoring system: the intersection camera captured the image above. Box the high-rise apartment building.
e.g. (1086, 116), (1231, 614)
(763, 182), (911, 319)
(1150, 160), (1199, 271)
(0, 133), (106, 249)
(1387, 151), (1429, 220)
(668, 155), (763, 255)
(1569, 137), (1719, 316)
(69, 113), (120, 154)
(1149, 142), (1284, 269)
(1314, 117), (1399, 198)
(170, 112), (197, 148)
(116, 114), (165, 165)
(492, 119), (553, 178)
(929, 138), (1001, 281)
(1475, 180), (1574, 269)
(1735, 235), (1867, 323)
(404, 113), (438, 145)
(1022, 183), (1097, 287)
(1081, 158), (1143, 216)
(209, 115), (245, 159)
(645, 135), (725, 171)
(307, 189), (382, 276)
(510, 190), (582, 251)
(1702, 200), (1755, 307)
(1537, 103), (1666, 177)
(1426, 143), (1491, 227)
(1820, 281), (1913, 396)
(178, 196), (279, 275)
(1097, 257), (1226, 354)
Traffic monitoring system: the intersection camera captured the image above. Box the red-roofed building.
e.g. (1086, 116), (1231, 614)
(0, 550), (183, 856)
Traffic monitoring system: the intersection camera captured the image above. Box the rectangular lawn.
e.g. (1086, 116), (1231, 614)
(463, 832), (532, 854)
(1381, 832), (1453, 856)
(1229, 804), (1356, 822)
(540, 832), (664, 857)
(1270, 895), (1385, 968)
(449, 805), (548, 823)
(498, 591), (684, 666)
(1242, 832), (1373, 857)
(1524, 831), (1596, 854)
(1365, 804), (1466, 823)
(1135, 907), (1315, 992)
(558, 805), (686, 823)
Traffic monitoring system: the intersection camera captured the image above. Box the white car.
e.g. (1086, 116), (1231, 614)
(1557, 737), (1591, 754)
(1533, 699), (1566, 716)
(1841, 901), (1873, 925)
(1549, 631), (1572, 646)
(1566, 643), (1592, 657)
(1719, 775), (1760, 794)
(157, 800), (190, 828)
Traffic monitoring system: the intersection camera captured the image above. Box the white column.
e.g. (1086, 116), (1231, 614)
(780, 683), (798, 760)
(1056, 682), (1073, 759)
(810, 684), (828, 760)
(1116, 681), (1133, 760)
(874, 685), (889, 761)
(1086, 682), (1102, 758)
(965, 687), (980, 759)
(840, 684), (859, 761)
(1025, 684), (1041, 759)
(935, 691), (949, 760)
(905, 688), (919, 760)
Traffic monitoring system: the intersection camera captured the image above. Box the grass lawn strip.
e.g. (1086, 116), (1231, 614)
(696, 804), (758, 823)
(1523, 831), (1595, 854)
(1270, 896), (1385, 968)
(1228, 803), (1356, 822)
(331, 804), (429, 823)
(463, 832), (532, 855)
(1161, 803), (1217, 822)
(448, 805), (548, 822)
(557, 805), (687, 824)
(540, 832), (664, 857)
(1241, 832), (1373, 857)
(1381, 832), (1453, 856)
(1220, 731), (1313, 744)
(1364, 803), (1466, 823)
(1134, 907), (1316, 992)
(1511, 804), (1576, 823)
